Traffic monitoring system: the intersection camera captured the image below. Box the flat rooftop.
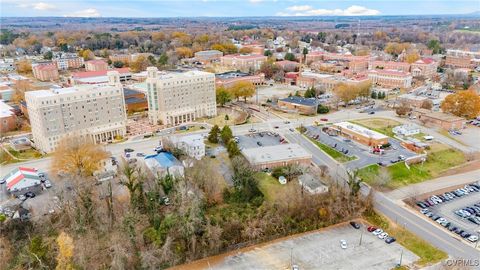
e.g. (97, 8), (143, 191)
(242, 143), (311, 165)
(334, 122), (389, 140)
(279, 96), (317, 107)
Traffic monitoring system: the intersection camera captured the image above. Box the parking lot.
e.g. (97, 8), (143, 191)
(236, 131), (286, 150)
(304, 125), (417, 169)
(415, 182), (480, 244)
(176, 222), (418, 270)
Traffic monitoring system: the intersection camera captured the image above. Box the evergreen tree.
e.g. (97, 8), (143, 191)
(371, 91), (378, 99)
(227, 140), (241, 157)
(208, 125), (220, 143)
(221, 125), (233, 144)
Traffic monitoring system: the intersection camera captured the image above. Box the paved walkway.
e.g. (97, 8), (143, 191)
(388, 169), (480, 200)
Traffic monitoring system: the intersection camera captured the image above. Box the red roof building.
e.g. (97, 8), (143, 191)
(4, 167), (42, 194)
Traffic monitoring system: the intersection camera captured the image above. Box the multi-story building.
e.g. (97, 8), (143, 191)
(368, 61), (411, 72)
(32, 63), (59, 82)
(194, 50), (223, 64)
(109, 54), (131, 64)
(0, 59), (16, 72)
(85, 60), (108, 71)
(215, 72), (265, 88)
(411, 58), (438, 78)
(220, 54), (267, 72)
(70, 68), (131, 85)
(0, 100), (16, 133)
(297, 71), (369, 92)
(168, 134), (205, 160)
(25, 71), (127, 153)
(53, 56), (84, 70)
(145, 67), (216, 126)
(445, 49), (480, 69)
(367, 69), (412, 89)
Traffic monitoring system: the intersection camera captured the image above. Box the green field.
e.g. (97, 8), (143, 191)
(256, 172), (285, 202)
(351, 118), (401, 138)
(305, 136), (356, 163)
(358, 147), (465, 189)
(364, 210), (448, 266)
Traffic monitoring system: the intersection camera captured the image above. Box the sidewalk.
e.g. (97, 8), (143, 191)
(387, 169), (480, 200)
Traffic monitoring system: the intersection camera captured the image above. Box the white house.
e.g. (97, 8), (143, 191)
(392, 124), (421, 136)
(169, 134), (205, 160)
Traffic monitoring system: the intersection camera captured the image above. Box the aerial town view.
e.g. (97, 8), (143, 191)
(1, 0), (480, 269)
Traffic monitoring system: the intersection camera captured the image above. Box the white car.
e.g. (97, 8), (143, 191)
(378, 232), (389, 239)
(467, 235), (478, 243)
(0, 178), (5, 184)
(44, 180), (52, 188)
(340, 239), (347, 249)
(436, 218), (446, 224)
(373, 229), (383, 235)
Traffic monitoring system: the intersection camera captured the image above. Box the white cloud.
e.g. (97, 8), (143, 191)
(17, 2), (56, 11)
(279, 5), (380, 16)
(286, 5), (312, 12)
(64, 8), (101, 17)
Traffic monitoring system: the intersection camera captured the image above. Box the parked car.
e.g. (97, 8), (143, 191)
(467, 235), (479, 243)
(25, 192), (36, 198)
(385, 237), (396, 244)
(367, 226), (377, 232)
(340, 239), (347, 249)
(0, 178), (5, 184)
(350, 221), (360, 229)
(17, 194), (27, 201)
(124, 148), (134, 153)
(372, 229), (383, 235)
(44, 180), (52, 188)
(378, 232), (389, 239)
(136, 152), (145, 157)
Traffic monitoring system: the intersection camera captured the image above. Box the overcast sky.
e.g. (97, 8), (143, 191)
(1, 0), (479, 18)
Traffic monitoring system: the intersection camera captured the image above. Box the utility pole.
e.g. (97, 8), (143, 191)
(359, 229), (363, 246)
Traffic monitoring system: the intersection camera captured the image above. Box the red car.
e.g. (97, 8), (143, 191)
(320, 118), (329, 121)
(367, 226), (377, 232)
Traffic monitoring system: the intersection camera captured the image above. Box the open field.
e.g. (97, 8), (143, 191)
(351, 118), (401, 137)
(364, 210), (448, 266)
(256, 172), (298, 203)
(357, 144), (465, 189)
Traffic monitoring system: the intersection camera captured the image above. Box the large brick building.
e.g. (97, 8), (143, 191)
(445, 49), (480, 69)
(32, 63), (59, 82)
(277, 96), (317, 115)
(85, 60), (108, 71)
(412, 108), (465, 130)
(242, 144), (312, 170)
(0, 100), (16, 133)
(220, 54), (267, 72)
(411, 58), (438, 78)
(367, 69), (412, 89)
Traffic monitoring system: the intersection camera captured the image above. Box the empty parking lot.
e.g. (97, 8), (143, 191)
(174, 223), (418, 270)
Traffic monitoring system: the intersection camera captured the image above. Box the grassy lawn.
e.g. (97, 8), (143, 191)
(351, 118), (401, 138)
(255, 172), (300, 203)
(1, 147), (43, 164)
(304, 135), (356, 163)
(256, 172), (283, 202)
(364, 210), (448, 266)
(358, 146), (465, 189)
(175, 125), (204, 134)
